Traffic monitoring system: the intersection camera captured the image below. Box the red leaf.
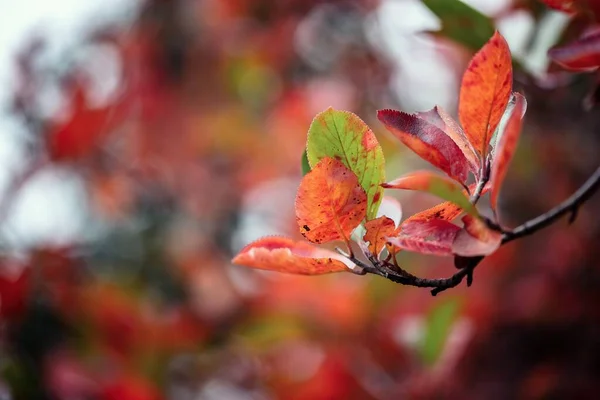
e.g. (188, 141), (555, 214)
(363, 216), (397, 256)
(48, 83), (125, 162)
(452, 215), (502, 256)
(549, 29), (600, 71)
(434, 106), (480, 175)
(386, 219), (461, 256)
(377, 109), (470, 183)
(489, 93), (527, 210)
(459, 31), (512, 158)
(232, 236), (353, 275)
(296, 157), (367, 244)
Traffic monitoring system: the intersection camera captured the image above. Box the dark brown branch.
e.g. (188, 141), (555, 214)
(502, 166), (600, 244)
(357, 165), (600, 295)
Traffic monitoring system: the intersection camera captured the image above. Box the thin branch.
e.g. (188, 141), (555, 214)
(503, 166), (600, 244)
(356, 165), (600, 295)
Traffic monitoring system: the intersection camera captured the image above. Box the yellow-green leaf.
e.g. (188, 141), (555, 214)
(307, 107), (385, 219)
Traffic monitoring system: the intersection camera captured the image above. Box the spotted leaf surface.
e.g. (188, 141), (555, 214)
(306, 108), (385, 219)
(296, 157), (367, 244)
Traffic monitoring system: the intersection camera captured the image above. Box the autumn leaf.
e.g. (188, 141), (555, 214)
(548, 29), (600, 71)
(232, 236), (353, 275)
(386, 219), (461, 256)
(364, 216), (397, 256)
(383, 171), (478, 216)
(452, 215), (502, 256)
(459, 31), (512, 159)
(404, 201), (463, 224)
(48, 82), (124, 162)
(434, 106), (480, 176)
(489, 93), (527, 210)
(377, 109), (470, 183)
(296, 157), (367, 244)
(306, 108), (385, 219)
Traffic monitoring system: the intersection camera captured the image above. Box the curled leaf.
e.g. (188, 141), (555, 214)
(232, 236), (353, 275)
(549, 29), (600, 71)
(377, 109), (470, 183)
(386, 219), (461, 256)
(459, 31), (512, 158)
(452, 215), (502, 256)
(364, 216), (397, 256)
(489, 93), (527, 210)
(296, 157), (367, 244)
(383, 171), (478, 216)
(307, 108), (385, 219)
(435, 106), (480, 176)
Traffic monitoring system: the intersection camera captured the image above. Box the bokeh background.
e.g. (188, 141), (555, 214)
(0, 0), (599, 399)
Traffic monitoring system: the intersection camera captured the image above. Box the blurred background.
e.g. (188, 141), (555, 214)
(0, 0), (599, 399)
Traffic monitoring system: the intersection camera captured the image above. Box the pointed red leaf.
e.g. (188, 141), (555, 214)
(232, 236), (353, 275)
(377, 109), (470, 183)
(452, 215), (502, 256)
(489, 93), (527, 210)
(296, 157), (367, 244)
(417, 106), (480, 175)
(459, 31), (512, 158)
(549, 30), (600, 71)
(382, 171), (478, 216)
(386, 219), (461, 256)
(364, 216), (397, 256)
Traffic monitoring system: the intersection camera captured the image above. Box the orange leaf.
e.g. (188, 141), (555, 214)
(489, 93), (527, 210)
(549, 29), (600, 71)
(386, 219), (461, 256)
(363, 216), (397, 256)
(405, 201), (463, 224)
(232, 236), (353, 275)
(382, 170), (477, 216)
(377, 109), (470, 183)
(452, 215), (502, 256)
(296, 157), (367, 244)
(459, 31), (512, 158)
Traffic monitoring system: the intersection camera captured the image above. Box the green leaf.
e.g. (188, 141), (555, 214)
(422, 0), (495, 51)
(420, 297), (460, 365)
(306, 108), (385, 219)
(301, 150), (311, 176)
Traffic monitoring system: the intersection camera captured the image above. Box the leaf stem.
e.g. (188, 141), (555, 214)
(361, 165), (600, 295)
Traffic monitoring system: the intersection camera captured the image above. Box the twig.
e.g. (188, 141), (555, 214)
(503, 166), (600, 244)
(353, 166), (600, 295)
